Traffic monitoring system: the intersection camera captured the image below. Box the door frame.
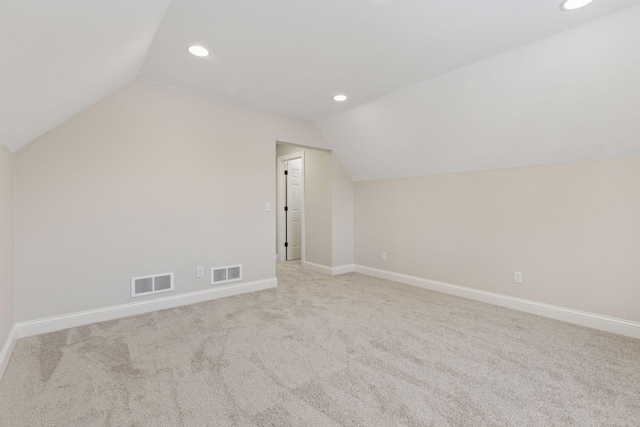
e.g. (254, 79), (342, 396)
(277, 151), (305, 263)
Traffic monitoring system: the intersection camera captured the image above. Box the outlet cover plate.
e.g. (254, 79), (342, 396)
(514, 271), (523, 284)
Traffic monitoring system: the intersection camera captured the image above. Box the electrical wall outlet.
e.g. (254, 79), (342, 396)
(382, 251), (387, 261)
(513, 271), (523, 284)
(197, 266), (204, 278)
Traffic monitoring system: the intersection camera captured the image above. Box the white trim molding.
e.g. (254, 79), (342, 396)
(332, 264), (355, 275)
(354, 265), (640, 339)
(302, 261), (333, 275)
(16, 278), (277, 339)
(0, 324), (17, 382)
(302, 261), (354, 276)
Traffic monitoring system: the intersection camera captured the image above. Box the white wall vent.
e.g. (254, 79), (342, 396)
(211, 265), (242, 285)
(131, 273), (174, 297)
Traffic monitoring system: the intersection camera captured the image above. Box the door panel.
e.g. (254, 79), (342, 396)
(286, 158), (302, 260)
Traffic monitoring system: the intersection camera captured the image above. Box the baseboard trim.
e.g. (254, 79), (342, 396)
(302, 261), (333, 275)
(332, 264), (355, 275)
(0, 324), (17, 382)
(302, 261), (354, 276)
(354, 265), (640, 339)
(16, 278), (277, 339)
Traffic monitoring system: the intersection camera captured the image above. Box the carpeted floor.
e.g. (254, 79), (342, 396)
(1, 261), (639, 426)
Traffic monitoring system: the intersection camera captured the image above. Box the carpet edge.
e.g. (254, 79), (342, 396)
(354, 265), (640, 339)
(15, 277), (278, 339)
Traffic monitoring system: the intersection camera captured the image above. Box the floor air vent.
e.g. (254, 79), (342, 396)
(211, 265), (242, 285)
(131, 273), (174, 297)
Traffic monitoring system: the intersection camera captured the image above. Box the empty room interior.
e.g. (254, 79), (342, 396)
(1, 0), (640, 425)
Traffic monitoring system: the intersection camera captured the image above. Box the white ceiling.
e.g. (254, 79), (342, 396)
(316, 5), (640, 180)
(1, 0), (639, 182)
(0, 0), (170, 152)
(139, 0), (640, 120)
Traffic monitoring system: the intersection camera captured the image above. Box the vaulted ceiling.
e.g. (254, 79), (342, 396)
(139, 0), (640, 120)
(0, 0), (171, 152)
(2, 0), (639, 179)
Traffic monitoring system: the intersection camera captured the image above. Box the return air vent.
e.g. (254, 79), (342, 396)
(131, 273), (174, 297)
(211, 265), (242, 285)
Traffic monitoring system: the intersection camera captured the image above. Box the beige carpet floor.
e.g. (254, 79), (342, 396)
(1, 261), (639, 426)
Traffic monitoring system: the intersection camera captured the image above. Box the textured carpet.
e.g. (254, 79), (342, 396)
(1, 261), (639, 426)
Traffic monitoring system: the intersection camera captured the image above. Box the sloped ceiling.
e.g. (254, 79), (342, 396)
(0, 0), (171, 152)
(1, 0), (639, 181)
(316, 5), (640, 180)
(140, 0), (640, 120)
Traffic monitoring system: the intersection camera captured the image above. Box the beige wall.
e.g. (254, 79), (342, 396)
(14, 79), (329, 322)
(332, 156), (354, 267)
(0, 144), (14, 346)
(276, 144), (333, 267)
(355, 157), (640, 322)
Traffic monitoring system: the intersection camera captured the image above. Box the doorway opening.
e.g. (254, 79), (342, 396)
(277, 151), (305, 262)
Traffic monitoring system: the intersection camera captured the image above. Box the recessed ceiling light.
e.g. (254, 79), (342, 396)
(560, 0), (594, 11)
(187, 45), (209, 57)
(333, 94), (347, 102)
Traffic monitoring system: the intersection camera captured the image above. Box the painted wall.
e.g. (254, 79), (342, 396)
(317, 5), (640, 181)
(355, 157), (640, 322)
(332, 156), (354, 268)
(0, 144), (14, 347)
(276, 144), (333, 267)
(14, 79), (329, 322)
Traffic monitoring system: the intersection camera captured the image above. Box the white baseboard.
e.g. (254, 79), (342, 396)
(332, 264), (355, 275)
(16, 278), (277, 339)
(0, 324), (17, 382)
(302, 261), (333, 275)
(354, 265), (640, 339)
(302, 261), (354, 276)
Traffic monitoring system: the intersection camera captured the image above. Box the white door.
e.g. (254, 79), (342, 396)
(286, 159), (302, 260)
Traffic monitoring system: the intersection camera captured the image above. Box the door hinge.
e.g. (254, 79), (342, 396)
(284, 170), (288, 175)
(284, 206), (288, 211)
(285, 242), (289, 247)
